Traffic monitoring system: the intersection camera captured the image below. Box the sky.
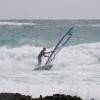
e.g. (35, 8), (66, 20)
(0, 0), (100, 19)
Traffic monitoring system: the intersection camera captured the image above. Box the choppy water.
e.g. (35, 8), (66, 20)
(0, 20), (100, 100)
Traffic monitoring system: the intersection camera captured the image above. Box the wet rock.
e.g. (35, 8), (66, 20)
(43, 94), (83, 100)
(0, 93), (32, 100)
(0, 93), (83, 100)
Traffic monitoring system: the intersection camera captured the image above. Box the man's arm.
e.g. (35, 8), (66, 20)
(44, 55), (49, 57)
(45, 51), (53, 54)
(44, 51), (54, 57)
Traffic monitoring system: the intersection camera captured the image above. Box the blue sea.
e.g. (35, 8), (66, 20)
(0, 20), (100, 100)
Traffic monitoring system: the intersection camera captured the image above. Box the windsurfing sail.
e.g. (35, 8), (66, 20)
(45, 27), (73, 66)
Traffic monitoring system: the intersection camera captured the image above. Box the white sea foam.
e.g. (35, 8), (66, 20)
(75, 23), (100, 27)
(0, 42), (100, 99)
(90, 24), (100, 27)
(0, 21), (37, 26)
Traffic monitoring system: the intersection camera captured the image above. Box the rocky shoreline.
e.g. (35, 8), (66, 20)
(0, 93), (84, 100)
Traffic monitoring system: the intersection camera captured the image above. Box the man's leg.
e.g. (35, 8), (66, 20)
(38, 57), (41, 66)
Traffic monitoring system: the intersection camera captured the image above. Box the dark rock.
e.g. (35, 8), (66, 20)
(0, 93), (33, 100)
(0, 93), (83, 100)
(43, 94), (83, 100)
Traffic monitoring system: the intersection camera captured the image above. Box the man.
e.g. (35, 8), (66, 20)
(37, 48), (52, 66)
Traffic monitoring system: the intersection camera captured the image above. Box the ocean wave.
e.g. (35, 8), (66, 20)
(0, 42), (100, 99)
(0, 21), (37, 26)
(0, 42), (100, 67)
(90, 24), (100, 27)
(74, 23), (100, 27)
(55, 42), (100, 67)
